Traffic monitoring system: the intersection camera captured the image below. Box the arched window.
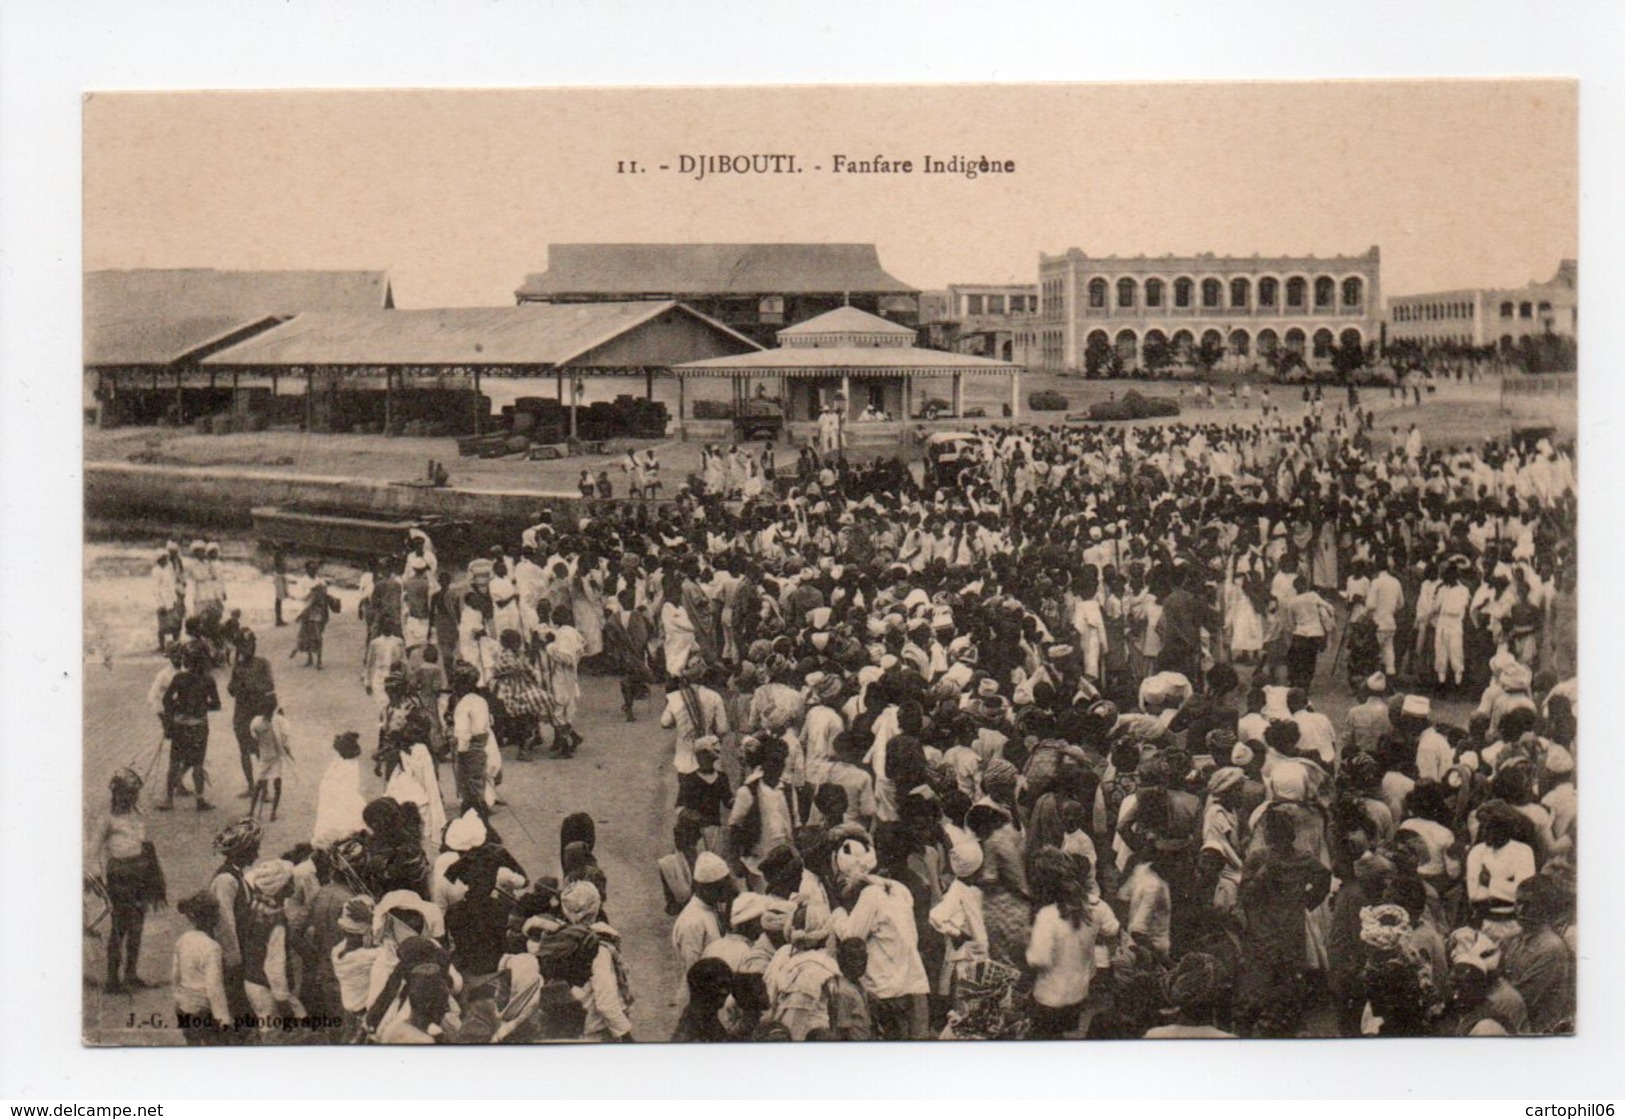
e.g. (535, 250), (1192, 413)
(1314, 277), (1335, 308)
(1171, 329), (1194, 361)
(1284, 327), (1306, 354)
(1340, 327), (1363, 351)
(1229, 329), (1250, 357)
(1114, 329), (1138, 365)
(1519, 302), (1533, 319)
(1256, 329), (1279, 358)
(1230, 277), (1250, 309)
(1174, 277), (1194, 308)
(1145, 278), (1164, 308)
(1117, 277), (1137, 309)
(1258, 277), (1279, 307)
(1312, 328), (1334, 358)
(1500, 301), (1514, 318)
(1201, 279), (1222, 308)
(1342, 277), (1363, 307)
(1286, 277), (1307, 308)
(1087, 278), (1107, 309)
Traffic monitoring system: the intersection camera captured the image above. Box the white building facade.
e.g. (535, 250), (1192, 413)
(1387, 259), (1575, 351)
(1017, 247), (1382, 374)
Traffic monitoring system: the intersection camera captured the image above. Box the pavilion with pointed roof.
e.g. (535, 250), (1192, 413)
(673, 305), (1023, 442)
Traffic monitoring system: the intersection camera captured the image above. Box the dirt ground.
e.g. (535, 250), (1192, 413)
(85, 374), (1574, 498)
(79, 370), (1555, 1045)
(83, 569), (688, 1045)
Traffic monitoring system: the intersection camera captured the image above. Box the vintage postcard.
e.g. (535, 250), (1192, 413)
(81, 82), (1577, 1047)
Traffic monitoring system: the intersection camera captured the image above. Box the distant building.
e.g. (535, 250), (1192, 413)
(674, 305), (1021, 442)
(1386, 259), (1576, 351)
(515, 243), (919, 346)
(918, 283), (1038, 361)
(1016, 248), (1382, 374)
(84, 268), (394, 425)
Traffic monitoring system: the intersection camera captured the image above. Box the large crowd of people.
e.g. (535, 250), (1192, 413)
(89, 386), (1578, 1043)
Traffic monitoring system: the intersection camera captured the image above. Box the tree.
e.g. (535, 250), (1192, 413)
(1142, 336), (1174, 377)
(1084, 334), (1112, 378)
(1329, 338), (1367, 382)
(1271, 347), (1308, 381)
(1194, 336), (1224, 374)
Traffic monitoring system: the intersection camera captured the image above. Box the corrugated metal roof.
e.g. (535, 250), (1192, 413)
(778, 306), (915, 337)
(516, 243), (918, 298)
(203, 302), (761, 368)
(675, 344), (1018, 377)
(84, 315), (283, 366)
(85, 268), (393, 366)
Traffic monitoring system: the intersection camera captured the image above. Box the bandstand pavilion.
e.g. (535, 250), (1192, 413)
(672, 306), (1023, 444)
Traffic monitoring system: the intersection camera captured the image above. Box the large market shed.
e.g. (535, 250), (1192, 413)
(202, 301), (761, 435)
(515, 243), (919, 346)
(84, 268), (395, 426)
(673, 305), (1023, 443)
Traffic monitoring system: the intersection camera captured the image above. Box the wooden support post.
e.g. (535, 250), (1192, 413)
(1010, 370), (1021, 421)
(677, 375), (687, 441)
(473, 368), (483, 436)
(384, 366), (394, 436)
(646, 367), (654, 401)
(569, 373), (578, 441)
(952, 372), (963, 418)
(176, 368), (185, 422)
(305, 368), (314, 431)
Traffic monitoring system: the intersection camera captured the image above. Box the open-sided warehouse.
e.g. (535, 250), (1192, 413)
(201, 301), (762, 436)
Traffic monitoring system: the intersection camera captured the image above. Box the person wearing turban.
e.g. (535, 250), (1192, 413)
(927, 839), (989, 1009)
(1197, 767), (1247, 917)
(559, 880), (634, 1042)
(828, 835), (932, 1040)
(238, 860), (305, 1030)
(660, 655), (730, 777)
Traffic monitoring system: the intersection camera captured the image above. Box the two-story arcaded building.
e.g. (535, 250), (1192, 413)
(1016, 247), (1382, 374)
(1386, 259), (1575, 351)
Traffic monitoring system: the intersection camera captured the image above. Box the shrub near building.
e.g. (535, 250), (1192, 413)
(1086, 389), (1181, 422)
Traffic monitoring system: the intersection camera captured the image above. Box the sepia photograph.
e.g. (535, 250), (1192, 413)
(78, 81), (1579, 1049)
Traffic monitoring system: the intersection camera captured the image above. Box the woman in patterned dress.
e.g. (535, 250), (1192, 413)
(967, 799), (1030, 967)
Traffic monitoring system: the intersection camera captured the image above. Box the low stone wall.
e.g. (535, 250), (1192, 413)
(85, 461), (582, 533)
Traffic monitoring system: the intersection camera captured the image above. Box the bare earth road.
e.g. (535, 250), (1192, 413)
(83, 578), (686, 1045)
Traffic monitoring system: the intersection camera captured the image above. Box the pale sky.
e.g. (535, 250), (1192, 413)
(83, 81), (1577, 307)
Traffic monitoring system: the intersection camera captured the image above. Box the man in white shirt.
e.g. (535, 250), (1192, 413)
(151, 552), (181, 652)
(660, 662), (730, 776)
(1287, 688), (1338, 770)
(1367, 558), (1405, 675)
(1432, 566), (1472, 688)
(451, 664), (494, 810)
(829, 845), (930, 1040)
